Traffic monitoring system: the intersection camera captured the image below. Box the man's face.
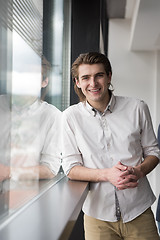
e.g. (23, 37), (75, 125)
(76, 63), (111, 108)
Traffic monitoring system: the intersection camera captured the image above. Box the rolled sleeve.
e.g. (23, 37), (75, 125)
(140, 101), (160, 161)
(40, 154), (61, 175)
(62, 154), (83, 175)
(61, 110), (84, 175)
(41, 109), (62, 175)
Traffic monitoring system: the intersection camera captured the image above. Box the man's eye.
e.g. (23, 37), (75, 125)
(82, 77), (89, 80)
(97, 74), (104, 78)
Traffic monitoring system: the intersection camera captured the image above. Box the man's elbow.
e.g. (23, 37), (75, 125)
(67, 166), (79, 180)
(67, 170), (74, 180)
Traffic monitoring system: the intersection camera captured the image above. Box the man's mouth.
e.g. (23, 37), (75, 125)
(88, 88), (101, 93)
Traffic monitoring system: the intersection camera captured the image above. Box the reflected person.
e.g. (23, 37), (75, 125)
(0, 56), (61, 181)
(0, 95), (11, 182)
(62, 52), (160, 240)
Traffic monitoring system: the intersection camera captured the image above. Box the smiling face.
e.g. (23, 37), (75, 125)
(76, 63), (111, 112)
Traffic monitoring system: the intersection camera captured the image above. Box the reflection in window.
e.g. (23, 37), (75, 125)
(12, 30), (41, 106)
(43, 0), (71, 110)
(0, 0), (71, 223)
(43, 0), (64, 109)
(10, 29), (61, 180)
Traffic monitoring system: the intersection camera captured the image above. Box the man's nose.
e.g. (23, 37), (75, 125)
(90, 77), (97, 87)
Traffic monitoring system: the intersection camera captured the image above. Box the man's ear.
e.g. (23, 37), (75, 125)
(108, 72), (112, 84)
(75, 78), (81, 88)
(41, 77), (49, 88)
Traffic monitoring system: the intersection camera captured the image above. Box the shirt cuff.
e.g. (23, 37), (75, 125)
(40, 154), (61, 175)
(62, 154), (83, 176)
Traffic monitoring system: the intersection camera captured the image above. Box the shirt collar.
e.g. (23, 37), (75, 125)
(85, 92), (116, 116)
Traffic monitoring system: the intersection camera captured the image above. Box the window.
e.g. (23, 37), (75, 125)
(0, 0), (71, 222)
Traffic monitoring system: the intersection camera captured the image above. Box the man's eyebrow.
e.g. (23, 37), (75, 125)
(95, 71), (105, 75)
(80, 72), (105, 78)
(80, 74), (90, 78)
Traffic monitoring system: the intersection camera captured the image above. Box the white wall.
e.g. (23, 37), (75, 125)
(108, 19), (157, 125)
(108, 18), (160, 214)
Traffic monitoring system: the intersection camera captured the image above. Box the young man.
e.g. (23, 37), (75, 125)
(0, 56), (61, 181)
(62, 52), (160, 240)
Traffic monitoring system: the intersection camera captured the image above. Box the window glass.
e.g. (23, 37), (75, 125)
(0, 0), (12, 220)
(0, 0), (71, 222)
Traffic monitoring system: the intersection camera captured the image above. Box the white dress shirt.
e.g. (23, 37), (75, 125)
(62, 93), (160, 223)
(10, 98), (61, 175)
(0, 96), (61, 176)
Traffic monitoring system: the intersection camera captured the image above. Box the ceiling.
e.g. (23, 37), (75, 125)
(106, 0), (160, 51)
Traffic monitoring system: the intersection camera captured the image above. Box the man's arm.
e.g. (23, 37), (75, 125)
(135, 155), (159, 176)
(117, 155), (159, 189)
(0, 164), (10, 182)
(68, 161), (138, 189)
(0, 163), (55, 182)
(68, 156), (159, 190)
(10, 165), (55, 180)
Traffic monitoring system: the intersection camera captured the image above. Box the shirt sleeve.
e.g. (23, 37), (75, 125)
(139, 101), (160, 161)
(61, 110), (83, 175)
(40, 110), (62, 175)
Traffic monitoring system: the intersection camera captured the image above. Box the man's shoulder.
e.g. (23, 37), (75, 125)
(39, 100), (62, 119)
(115, 95), (145, 107)
(116, 95), (141, 102)
(41, 100), (61, 112)
(63, 102), (84, 115)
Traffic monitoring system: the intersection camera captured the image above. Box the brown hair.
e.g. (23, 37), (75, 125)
(71, 52), (112, 102)
(42, 55), (51, 82)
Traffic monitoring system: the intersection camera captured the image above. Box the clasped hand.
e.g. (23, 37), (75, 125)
(108, 161), (142, 190)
